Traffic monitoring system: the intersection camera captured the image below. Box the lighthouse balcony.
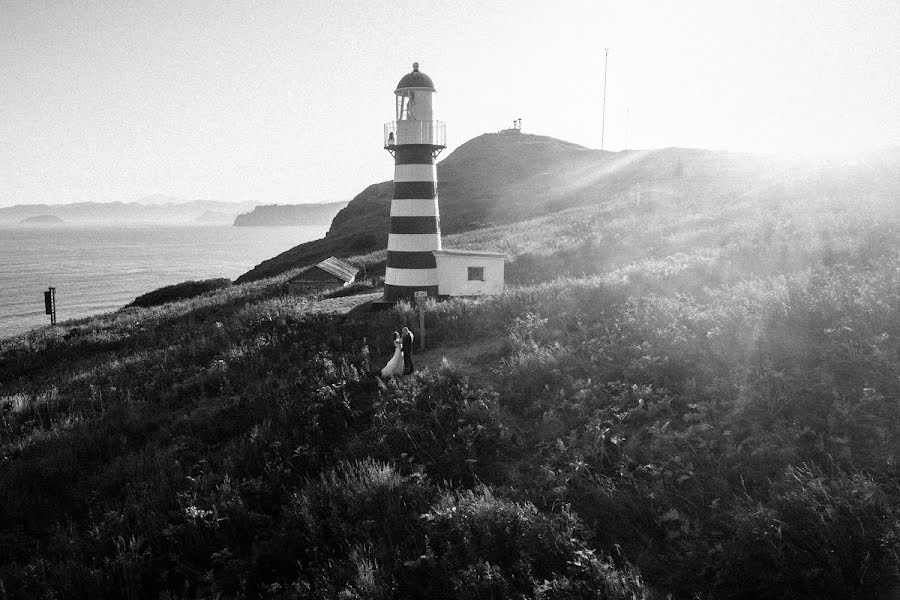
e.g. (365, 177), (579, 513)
(384, 120), (446, 148)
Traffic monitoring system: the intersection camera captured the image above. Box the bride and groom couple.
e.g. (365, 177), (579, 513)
(380, 326), (414, 379)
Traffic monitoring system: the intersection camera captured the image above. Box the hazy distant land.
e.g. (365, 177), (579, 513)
(0, 198), (258, 226)
(19, 214), (64, 225)
(0, 198), (353, 228)
(194, 210), (236, 224)
(232, 201), (349, 227)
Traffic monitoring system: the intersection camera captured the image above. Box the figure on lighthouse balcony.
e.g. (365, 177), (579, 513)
(382, 62), (447, 302)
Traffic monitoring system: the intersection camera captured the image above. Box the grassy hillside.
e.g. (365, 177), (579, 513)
(236, 132), (783, 283)
(2, 146), (900, 598)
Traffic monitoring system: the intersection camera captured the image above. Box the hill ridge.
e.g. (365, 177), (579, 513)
(236, 131), (777, 283)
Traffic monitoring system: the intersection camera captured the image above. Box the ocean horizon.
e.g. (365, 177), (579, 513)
(0, 223), (325, 339)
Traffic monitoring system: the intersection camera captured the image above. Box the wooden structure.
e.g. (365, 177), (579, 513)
(288, 257), (358, 293)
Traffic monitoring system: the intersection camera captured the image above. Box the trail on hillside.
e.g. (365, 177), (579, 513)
(302, 289), (504, 384)
(412, 338), (505, 385)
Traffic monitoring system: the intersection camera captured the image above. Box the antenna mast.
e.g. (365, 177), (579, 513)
(601, 48), (609, 151)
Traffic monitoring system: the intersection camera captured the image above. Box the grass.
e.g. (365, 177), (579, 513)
(1, 151), (900, 598)
(128, 278), (233, 308)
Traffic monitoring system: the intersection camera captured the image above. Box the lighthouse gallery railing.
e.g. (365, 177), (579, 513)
(384, 120), (446, 148)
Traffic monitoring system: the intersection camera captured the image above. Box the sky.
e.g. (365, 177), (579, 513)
(1, 0), (897, 207)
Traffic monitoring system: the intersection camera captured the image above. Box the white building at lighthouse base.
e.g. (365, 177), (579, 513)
(432, 249), (505, 297)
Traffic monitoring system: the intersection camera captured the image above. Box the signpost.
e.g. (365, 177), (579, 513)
(44, 286), (56, 326)
(414, 291), (427, 350)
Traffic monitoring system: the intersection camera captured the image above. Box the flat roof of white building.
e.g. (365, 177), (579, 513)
(432, 248), (506, 259)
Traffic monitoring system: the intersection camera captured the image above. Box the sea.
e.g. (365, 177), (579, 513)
(0, 224), (326, 340)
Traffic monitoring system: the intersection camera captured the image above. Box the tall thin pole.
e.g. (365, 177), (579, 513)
(625, 107), (630, 149)
(601, 48), (609, 151)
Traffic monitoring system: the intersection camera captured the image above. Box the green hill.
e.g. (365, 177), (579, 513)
(237, 132), (785, 283)
(2, 141), (900, 598)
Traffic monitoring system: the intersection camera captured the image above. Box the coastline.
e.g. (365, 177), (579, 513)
(0, 224), (325, 340)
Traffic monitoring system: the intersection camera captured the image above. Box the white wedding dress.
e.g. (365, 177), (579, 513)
(380, 340), (404, 379)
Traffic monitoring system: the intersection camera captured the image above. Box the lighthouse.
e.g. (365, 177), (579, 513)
(382, 62), (446, 302)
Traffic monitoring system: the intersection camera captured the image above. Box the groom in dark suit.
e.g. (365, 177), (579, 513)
(401, 326), (414, 375)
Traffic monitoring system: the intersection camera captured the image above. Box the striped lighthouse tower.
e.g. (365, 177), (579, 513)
(383, 62), (446, 302)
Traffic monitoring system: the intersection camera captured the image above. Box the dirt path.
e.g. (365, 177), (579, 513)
(304, 291), (507, 384)
(411, 338), (506, 385)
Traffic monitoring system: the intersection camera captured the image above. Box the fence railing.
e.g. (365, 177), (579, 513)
(384, 120), (446, 148)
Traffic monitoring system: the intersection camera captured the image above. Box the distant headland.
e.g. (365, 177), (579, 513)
(232, 202), (349, 227)
(0, 199), (257, 225)
(19, 214), (64, 225)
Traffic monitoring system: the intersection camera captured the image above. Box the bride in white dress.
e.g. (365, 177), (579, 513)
(380, 332), (404, 379)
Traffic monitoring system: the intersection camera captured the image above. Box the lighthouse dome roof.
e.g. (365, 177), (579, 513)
(396, 62), (435, 91)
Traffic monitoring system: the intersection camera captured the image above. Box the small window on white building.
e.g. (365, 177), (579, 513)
(468, 266), (485, 281)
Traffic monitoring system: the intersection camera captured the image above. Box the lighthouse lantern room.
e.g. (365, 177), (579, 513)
(384, 62), (446, 152)
(382, 63), (446, 302)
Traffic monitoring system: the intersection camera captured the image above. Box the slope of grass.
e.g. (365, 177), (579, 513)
(2, 148), (900, 598)
(129, 278), (233, 308)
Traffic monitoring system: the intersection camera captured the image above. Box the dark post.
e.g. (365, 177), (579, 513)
(414, 290), (427, 350)
(44, 287), (56, 325)
(419, 303), (425, 350)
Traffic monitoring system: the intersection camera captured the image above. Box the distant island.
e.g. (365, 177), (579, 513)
(233, 202), (349, 227)
(194, 210), (235, 224)
(19, 214), (64, 224)
(0, 199), (353, 229)
(0, 198), (258, 226)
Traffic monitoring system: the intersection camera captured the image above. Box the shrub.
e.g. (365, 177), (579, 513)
(717, 465), (900, 599)
(351, 365), (508, 485)
(402, 486), (651, 599)
(282, 460), (435, 595)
